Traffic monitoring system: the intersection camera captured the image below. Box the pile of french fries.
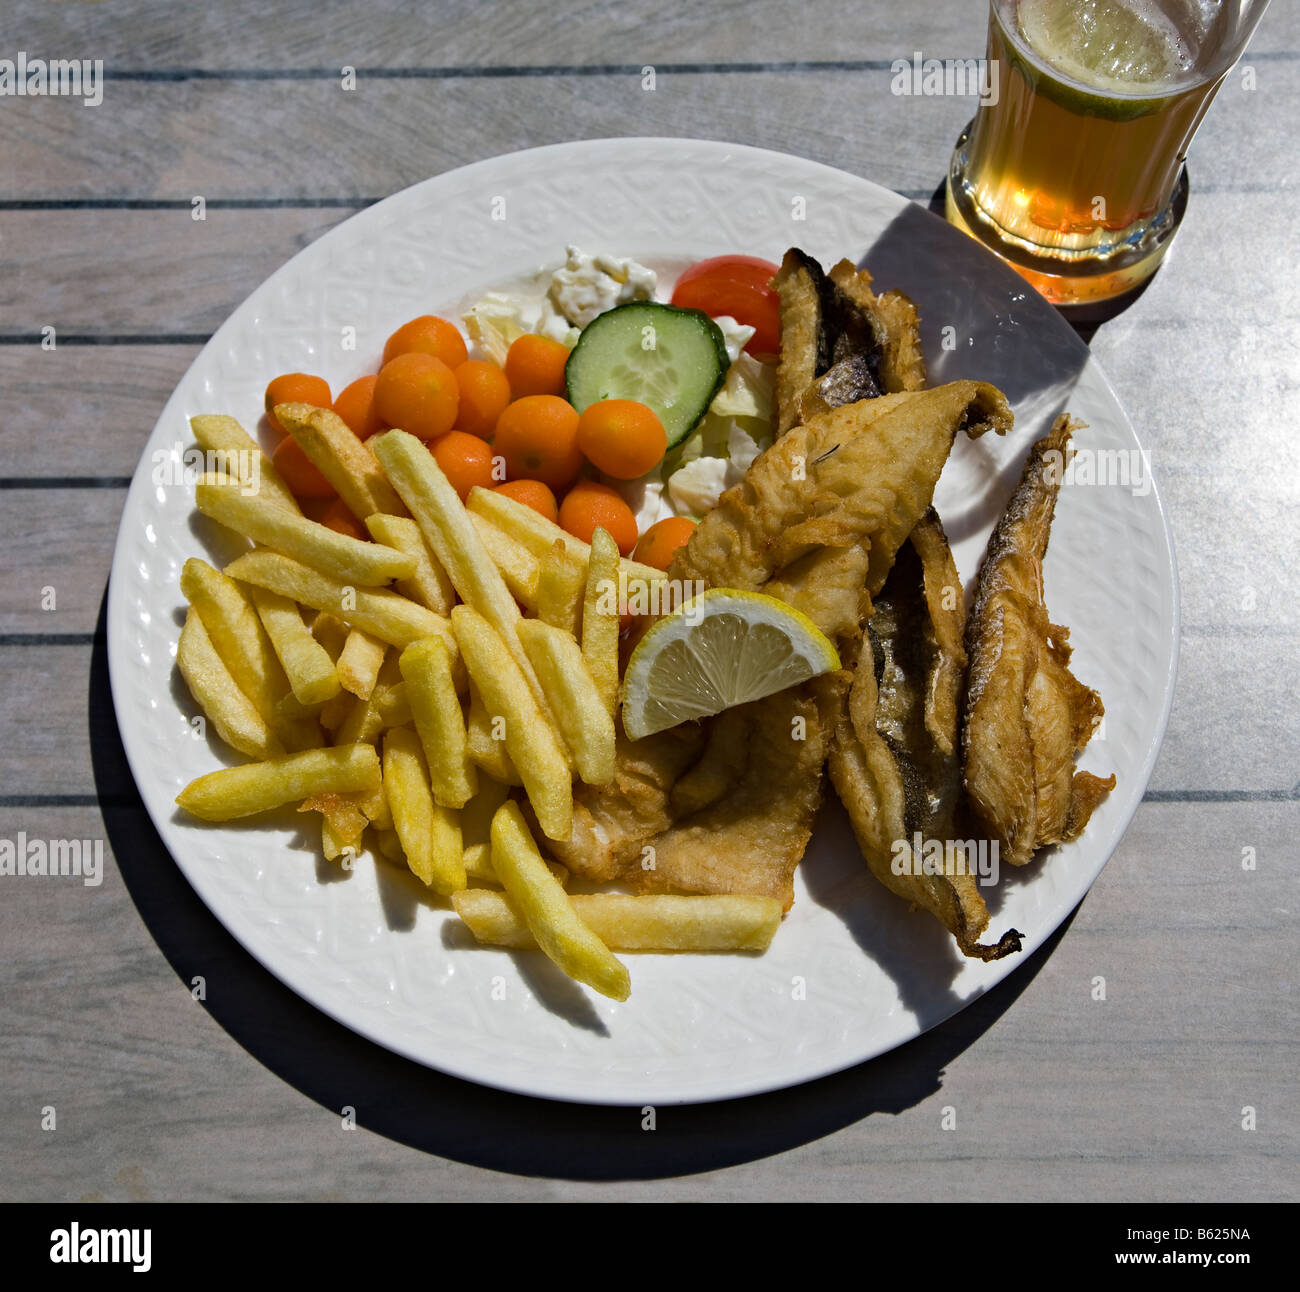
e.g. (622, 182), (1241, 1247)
(173, 401), (782, 1001)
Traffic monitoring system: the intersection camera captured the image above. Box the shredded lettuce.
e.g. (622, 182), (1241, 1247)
(461, 293), (528, 366)
(671, 351), (775, 474)
(667, 422), (768, 517)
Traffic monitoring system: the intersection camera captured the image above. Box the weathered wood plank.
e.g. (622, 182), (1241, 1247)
(0, 345), (196, 478)
(4, 1), (990, 71)
(0, 799), (1292, 1200)
(0, 492), (121, 635)
(2, 189), (1295, 344)
(0, 66), (1293, 207)
(7, 0), (1298, 73)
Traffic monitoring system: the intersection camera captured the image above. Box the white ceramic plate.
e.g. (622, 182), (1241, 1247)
(107, 139), (1178, 1105)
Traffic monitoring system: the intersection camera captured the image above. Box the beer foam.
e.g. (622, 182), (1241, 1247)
(1017, 0), (1207, 92)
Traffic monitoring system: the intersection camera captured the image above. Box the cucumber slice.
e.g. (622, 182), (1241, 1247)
(565, 302), (729, 447)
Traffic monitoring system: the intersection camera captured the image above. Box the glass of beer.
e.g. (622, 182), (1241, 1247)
(946, 0), (1271, 306)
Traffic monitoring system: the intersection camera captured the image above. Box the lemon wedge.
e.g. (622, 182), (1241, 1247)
(1018, 0), (1192, 95)
(620, 588), (841, 740)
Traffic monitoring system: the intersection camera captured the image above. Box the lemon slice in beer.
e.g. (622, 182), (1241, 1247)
(1013, 0), (1197, 121)
(1018, 0), (1193, 94)
(620, 589), (841, 740)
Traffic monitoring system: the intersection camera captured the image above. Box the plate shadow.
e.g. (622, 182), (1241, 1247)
(91, 576), (1075, 1181)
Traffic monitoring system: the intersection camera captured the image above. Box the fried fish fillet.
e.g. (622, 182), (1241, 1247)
(549, 677), (847, 910)
(963, 415), (1115, 867)
(829, 512), (1024, 961)
(773, 249), (926, 435)
(560, 384), (1010, 911)
(669, 380), (1013, 641)
(828, 259), (927, 398)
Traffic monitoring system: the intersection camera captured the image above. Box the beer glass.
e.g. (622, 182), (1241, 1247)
(946, 0), (1271, 305)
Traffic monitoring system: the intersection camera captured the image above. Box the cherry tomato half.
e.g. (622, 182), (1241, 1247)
(670, 255), (781, 359)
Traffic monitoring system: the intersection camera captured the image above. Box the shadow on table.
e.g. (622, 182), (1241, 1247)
(919, 178), (1157, 344)
(90, 590), (1077, 1182)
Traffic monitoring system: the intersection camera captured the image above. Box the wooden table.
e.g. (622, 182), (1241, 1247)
(2, 2), (1295, 1202)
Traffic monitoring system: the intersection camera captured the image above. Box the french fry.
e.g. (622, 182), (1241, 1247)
(176, 743), (380, 821)
(274, 402), (407, 519)
(195, 474), (414, 585)
(370, 825), (405, 865)
(535, 539), (584, 637)
(320, 816), (355, 863)
(465, 684), (521, 786)
(452, 607), (572, 842)
(467, 511), (541, 610)
(302, 792), (368, 859)
(190, 413), (300, 514)
(248, 586), (341, 707)
(452, 891), (783, 952)
(484, 802), (629, 1001)
(461, 776), (510, 881)
(224, 549), (454, 650)
(517, 619), (615, 786)
(582, 526), (621, 716)
(399, 637), (477, 809)
(466, 485), (590, 564)
(373, 679), (412, 728)
(176, 608), (285, 760)
(311, 610), (350, 661)
(336, 629), (387, 700)
(179, 556), (312, 747)
(370, 430), (539, 690)
(335, 652), (403, 746)
(467, 485), (664, 589)
(364, 513), (456, 616)
(351, 778), (391, 832)
(382, 726), (465, 895)
(318, 690), (353, 733)
(336, 697), (382, 746)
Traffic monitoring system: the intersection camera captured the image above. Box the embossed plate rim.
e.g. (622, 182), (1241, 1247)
(107, 138), (1179, 1105)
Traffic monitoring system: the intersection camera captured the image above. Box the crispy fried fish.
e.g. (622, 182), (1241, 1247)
(542, 723), (705, 883)
(669, 380), (1013, 641)
(773, 249), (926, 435)
(550, 677), (847, 910)
(828, 259), (927, 398)
(963, 415), (1115, 866)
(829, 512), (1024, 961)
(559, 383), (1010, 910)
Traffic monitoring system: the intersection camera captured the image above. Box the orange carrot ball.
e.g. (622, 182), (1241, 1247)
(382, 315), (469, 369)
(332, 374), (386, 439)
(504, 333), (570, 399)
(559, 481), (639, 556)
(576, 398), (668, 480)
(271, 435), (335, 501)
(265, 373), (332, 432)
(491, 479), (559, 525)
(319, 497), (369, 541)
(429, 430), (497, 503)
(633, 516), (697, 571)
(493, 394), (584, 492)
(454, 359), (512, 439)
(374, 352), (459, 441)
